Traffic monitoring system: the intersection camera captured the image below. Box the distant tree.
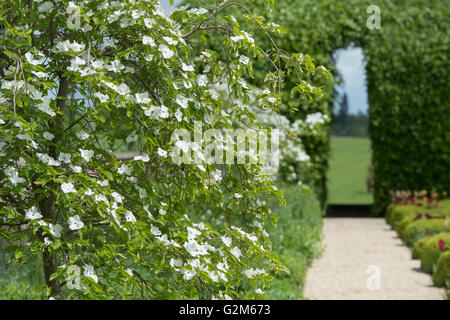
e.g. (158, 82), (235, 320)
(338, 93), (349, 134)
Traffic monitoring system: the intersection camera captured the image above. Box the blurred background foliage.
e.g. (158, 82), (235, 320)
(189, 0), (450, 213)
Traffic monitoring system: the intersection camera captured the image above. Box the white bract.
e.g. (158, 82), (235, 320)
(61, 182), (77, 194)
(58, 153), (72, 164)
(80, 149), (94, 162)
(49, 224), (63, 238)
(68, 215), (84, 230)
(159, 45), (174, 59)
(25, 206), (43, 220)
(83, 264), (98, 283)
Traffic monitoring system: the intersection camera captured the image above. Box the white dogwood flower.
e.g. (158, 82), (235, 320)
(197, 74), (208, 87)
(221, 236), (232, 247)
(72, 165), (82, 173)
(38, 2), (54, 13)
(25, 52), (45, 65)
(159, 105), (169, 118)
(125, 268), (134, 277)
(83, 264), (98, 283)
(239, 55), (249, 65)
(44, 237), (52, 246)
(174, 109), (183, 122)
(25, 206), (43, 220)
(4, 167), (25, 185)
(144, 18), (155, 28)
(49, 223), (62, 238)
(159, 45), (174, 59)
(181, 63), (194, 72)
(175, 140), (189, 153)
(117, 163), (131, 175)
(61, 182), (76, 194)
(157, 147), (167, 158)
(58, 152), (71, 164)
(37, 153), (60, 166)
(94, 92), (109, 103)
(98, 180), (109, 187)
(76, 131), (89, 140)
(230, 35), (244, 42)
(230, 247), (242, 260)
(134, 153), (149, 162)
(163, 36), (177, 46)
(187, 227), (201, 241)
(137, 187), (147, 199)
(32, 71), (48, 78)
(184, 239), (209, 257)
(111, 192), (123, 203)
(79, 149), (94, 162)
(125, 211), (136, 224)
(189, 8), (208, 15)
(182, 268), (196, 280)
(68, 215), (84, 230)
(53, 40), (85, 53)
(176, 95), (189, 109)
(151, 225), (162, 236)
(37, 97), (56, 117)
(43, 131), (54, 140)
(135, 92), (151, 104)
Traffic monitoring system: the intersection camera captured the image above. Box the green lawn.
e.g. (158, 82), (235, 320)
(327, 136), (373, 204)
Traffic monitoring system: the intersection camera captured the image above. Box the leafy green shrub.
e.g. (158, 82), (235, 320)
(0, 249), (46, 299)
(433, 250), (450, 287)
(402, 219), (450, 246)
(412, 236), (431, 260)
(397, 216), (416, 239)
(265, 184), (323, 299)
(0, 281), (44, 300)
(386, 204), (419, 227)
(420, 233), (450, 273)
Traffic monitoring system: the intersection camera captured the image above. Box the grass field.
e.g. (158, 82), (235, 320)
(327, 136), (373, 204)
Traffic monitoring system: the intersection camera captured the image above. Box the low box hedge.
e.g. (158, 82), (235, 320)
(386, 199), (450, 297)
(419, 233), (450, 273)
(412, 236), (431, 260)
(386, 204), (424, 228)
(402, 218), (450, 247)
(386, 201), (450, 231)
(433, 250), (450, 287)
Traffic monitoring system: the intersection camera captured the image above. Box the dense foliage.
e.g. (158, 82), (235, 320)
(197, 0), (450, 212)
(0, 183), (323, 300)
(265, 183), (322, 299)
(0, 0), (330, 299)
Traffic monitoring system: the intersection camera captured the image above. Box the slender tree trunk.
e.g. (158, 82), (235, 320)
(40, 76), (69, 298)
(42, 247), (61, 296)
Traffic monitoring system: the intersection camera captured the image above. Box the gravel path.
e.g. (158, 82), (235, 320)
(303, 218), (446, 300)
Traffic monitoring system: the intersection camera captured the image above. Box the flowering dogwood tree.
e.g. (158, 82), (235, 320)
(0, 0), (328, 299)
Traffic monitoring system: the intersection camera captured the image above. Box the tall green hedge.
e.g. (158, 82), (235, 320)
(189, 0), (450, 212)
